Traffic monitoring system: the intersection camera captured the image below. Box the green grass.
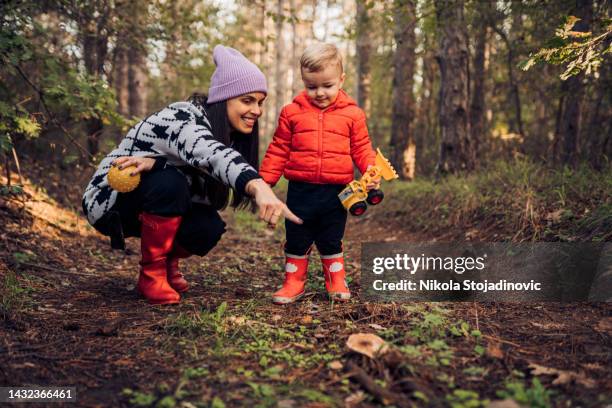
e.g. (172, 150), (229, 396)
(1, 270), (32, 320)
(496, 378), (554, 408)
(384, 159), (611, 241)
(232, 210), (267, 234)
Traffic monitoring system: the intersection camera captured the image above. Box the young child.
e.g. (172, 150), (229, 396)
(260, 43), (380, 304)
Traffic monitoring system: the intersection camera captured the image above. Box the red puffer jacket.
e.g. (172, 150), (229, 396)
(260, 89), (376, 186)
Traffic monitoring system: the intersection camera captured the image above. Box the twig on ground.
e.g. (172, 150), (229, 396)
(345, 360), (412, 408)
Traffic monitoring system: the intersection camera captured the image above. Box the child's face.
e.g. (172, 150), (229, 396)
(302, 64), (346, 109)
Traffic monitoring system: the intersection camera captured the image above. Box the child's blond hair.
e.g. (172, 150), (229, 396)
(300, 43), (343, 74)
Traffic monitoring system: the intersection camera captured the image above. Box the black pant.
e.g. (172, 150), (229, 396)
(284, 181), (347, 256)
(94, 167), (226, 256)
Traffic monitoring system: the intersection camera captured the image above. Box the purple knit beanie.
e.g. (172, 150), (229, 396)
(207, 45), (267, 104)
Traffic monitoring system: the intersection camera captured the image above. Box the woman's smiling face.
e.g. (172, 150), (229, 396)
(226, 92), (266, 134)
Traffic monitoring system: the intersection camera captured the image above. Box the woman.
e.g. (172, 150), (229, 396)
(82, 45), (301, 305)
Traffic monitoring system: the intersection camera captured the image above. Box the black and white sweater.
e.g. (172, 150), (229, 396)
(82, 101), (261, 225)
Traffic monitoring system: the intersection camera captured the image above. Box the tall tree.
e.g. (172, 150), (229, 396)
(126, 0), (148, 118)
(585, 61), (611, 168)
(113, 45), (129, 116)
(559, 0), (593, 166)
(389, 0), (417, 179)
(64, 0), (114, 156)
(468, 0), (490, 160)
(289, 0), (311, 97)
(489, 3), (525, 139)
(434, 0), (474, 174)
(355, 0), (372, 113)
(274, 0), (286, 123)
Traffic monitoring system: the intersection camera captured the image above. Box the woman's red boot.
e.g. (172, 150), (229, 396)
(167, 244), (191, 293)
(272, 254), (309, 304)
(322, 254), (351, 301)
(137, 213), (182, 305)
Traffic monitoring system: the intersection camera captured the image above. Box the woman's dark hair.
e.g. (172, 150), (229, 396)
(188, 92), (259, 210)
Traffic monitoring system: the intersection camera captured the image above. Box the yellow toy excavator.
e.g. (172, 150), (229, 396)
(338, 148), (399, 216)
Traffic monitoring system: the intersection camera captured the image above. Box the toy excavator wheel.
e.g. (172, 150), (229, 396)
(367, 189), (384, 205)
(349, 201), (367, 216)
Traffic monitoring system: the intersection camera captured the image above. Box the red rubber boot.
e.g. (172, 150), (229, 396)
(322, 253), (351, 301)
(137, 213), (182, 305)
(272, 254), (309, 305)
(167, 244), (191, 293)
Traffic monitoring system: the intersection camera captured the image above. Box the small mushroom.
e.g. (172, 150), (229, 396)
(346, 333), (389, 358)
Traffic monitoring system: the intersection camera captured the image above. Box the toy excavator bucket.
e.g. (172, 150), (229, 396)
(375, 148), (399, 181)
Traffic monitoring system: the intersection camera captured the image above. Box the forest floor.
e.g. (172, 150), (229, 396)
(1, 164), (611, 408)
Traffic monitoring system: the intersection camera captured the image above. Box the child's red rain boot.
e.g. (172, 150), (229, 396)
(322, 254), (351, 301)
(137, 213), (182, 305)
(167, 244), (191, 293)
(272, 254), (309, 304)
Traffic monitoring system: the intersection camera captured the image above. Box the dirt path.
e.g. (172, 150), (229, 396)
(1, 185), (611, 407)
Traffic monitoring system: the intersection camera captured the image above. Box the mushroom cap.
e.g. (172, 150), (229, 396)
(108, 165), (141, 193)
(346, 333), (389, 358)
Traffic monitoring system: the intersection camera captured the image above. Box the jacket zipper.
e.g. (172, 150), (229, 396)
(316, 111), (323, 181)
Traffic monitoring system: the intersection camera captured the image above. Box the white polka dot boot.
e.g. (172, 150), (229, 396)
(272, 254), (309, 305)
(321, 253), (351, 301)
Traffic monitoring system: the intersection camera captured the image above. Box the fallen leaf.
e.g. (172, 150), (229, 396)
(228, 316), (246, 325)
(301, 315), (313, 325)
(346, 333), (389, 358)
(594, 317), (612, 334)
(529, 363), (596, 388)
(328, 360), (343, 370)
(277, 399), (296, 408)
(546, 209), (564, 223)
(344, 391), (366, 407)
(582, 363), (604, 371)
(368, 323), (386, 330)
(11, 362), (36, 369)
(486, 341), (504, 359)
(113, 358), (134, 367)
(465, 228), (479, 239)
(486, 399), (522, 408)
(530, 321), (565, 330)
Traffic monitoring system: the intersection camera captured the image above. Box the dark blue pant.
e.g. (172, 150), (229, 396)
(94, 167), (226, 256)
(284, 181), (347, 256)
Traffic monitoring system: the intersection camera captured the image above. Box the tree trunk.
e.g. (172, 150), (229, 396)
(274, 0), (286, 124)
(469, 1), (489, 164)
(113, 45), (129, 117)
(290, 0), (298, 96)
(258, 0), (273, 141)
(126, 0), (148, 119)
(434, 0), (473, 174)
(552, 92), (565, 163)
(560, 0), (592, 166)
(413, 38), (438, 173)
(491, 26), (524, 139)
(389, 0), (417, 180)
(128, 47), (148, 118)
(355, 0), (372, 113)
(79, 4), (109, 159)
(586, 61), (610, 169)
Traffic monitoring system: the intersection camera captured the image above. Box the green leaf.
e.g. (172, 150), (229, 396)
(210, 396), (226, 408)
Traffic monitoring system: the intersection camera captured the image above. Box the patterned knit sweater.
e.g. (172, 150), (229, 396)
(82, 101), (261, 225)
